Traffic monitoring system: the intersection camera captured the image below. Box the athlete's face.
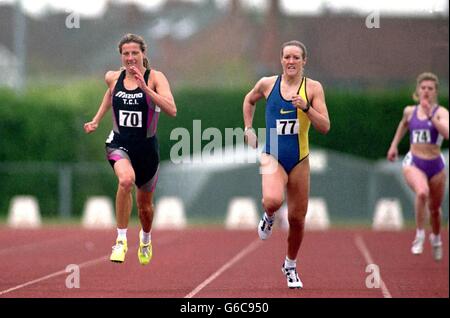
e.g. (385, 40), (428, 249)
(417, 80), (438, 103)
(121, 42), (145, 71)
(281, 46), (305, 77)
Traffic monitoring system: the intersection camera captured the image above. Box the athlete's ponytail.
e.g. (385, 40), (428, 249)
(143, 56), (150, 70)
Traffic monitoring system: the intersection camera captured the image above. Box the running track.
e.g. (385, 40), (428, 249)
(0, 226), (447, 298)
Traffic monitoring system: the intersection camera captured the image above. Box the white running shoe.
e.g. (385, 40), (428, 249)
(258, 214), (274, 240)
(430, 234), (443, 261)
(281, 264), (303, 289)
(411, 235), (425, 255)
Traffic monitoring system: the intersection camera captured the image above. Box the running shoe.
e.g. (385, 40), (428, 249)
(411, 235), (425, 255)
(281, 264), (303, 289)
(110, 239), (128, 263)
(258, 214), (274, 240)
(138, 230), (152, 265)
(430, 234), (443, 261)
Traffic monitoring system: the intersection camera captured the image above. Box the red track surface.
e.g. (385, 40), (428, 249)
(0, 226), (447, 298)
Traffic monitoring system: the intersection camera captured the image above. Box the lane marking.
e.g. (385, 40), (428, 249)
(0, 255), (108, 296)
(185, 238), (262, 298)
(354, 234), (392, 298)
(0, 232), (181, 296)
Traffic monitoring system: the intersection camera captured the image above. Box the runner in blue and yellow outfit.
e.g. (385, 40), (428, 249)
(243, 40), (330, 289)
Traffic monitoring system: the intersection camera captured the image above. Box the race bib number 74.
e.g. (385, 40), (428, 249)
(412, 129), (431, 143)
(276, 119), (299, 135)
(119, 110), (142, 128)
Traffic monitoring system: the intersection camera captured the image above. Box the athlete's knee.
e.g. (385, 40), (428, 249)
(429, 208), (441, 218)
(428, 201), (442, 216)
(288, 212), (306, 229)
(262, 195), (283, 213)
(416, 188), (429, 202)
(138, 207), (152, 219)
(138, 202), (154, 216)
(118, 176), (135, 192)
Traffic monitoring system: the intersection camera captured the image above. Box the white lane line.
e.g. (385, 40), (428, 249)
(185, 238), (262, 298)
(354, 234), (392, 298)
(0, 255), (108, 296)
(0, 231), (182, 296)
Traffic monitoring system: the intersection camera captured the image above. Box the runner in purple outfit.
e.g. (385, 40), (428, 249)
(387, 72), (449, 261)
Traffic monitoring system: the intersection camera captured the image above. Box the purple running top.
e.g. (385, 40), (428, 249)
(409, 106), (443, 146)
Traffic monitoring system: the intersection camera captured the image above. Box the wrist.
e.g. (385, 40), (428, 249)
(142, 85), (152, 95)
(302, 102), (311, 113)
(245, 126), (254, 132)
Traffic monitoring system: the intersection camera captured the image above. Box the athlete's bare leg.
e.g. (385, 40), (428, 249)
(113, 159), (135, 229)
(428, 170), (446, 235)
(136, 189), (154, 233)
(403, 166), (429, 230)
(285, 157), (310, 260)
(261, 154), (288, 216)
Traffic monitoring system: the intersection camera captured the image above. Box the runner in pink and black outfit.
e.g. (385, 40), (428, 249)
(84, 34), (177, 265)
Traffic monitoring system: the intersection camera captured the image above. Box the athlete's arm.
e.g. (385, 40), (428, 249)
(83, 71), (115, 134)
(431, 107), (449, 140)
(303, 80), (330, 134)
(387, 106), (412, 161)
(243, 77), (269, 129)
(243, 78), (270, 148)
(131, 66), (177, 117)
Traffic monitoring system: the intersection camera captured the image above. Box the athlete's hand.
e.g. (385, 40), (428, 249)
(244, 127), (258, 149)
(420, 96), (433, 117)
(84, 121), (98, 134)
(130, 66), (147, 90)
(387, 146), (398, 162)
(292, 95), (308, 111)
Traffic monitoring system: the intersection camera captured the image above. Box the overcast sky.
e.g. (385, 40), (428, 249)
(0, 0), (448, 17)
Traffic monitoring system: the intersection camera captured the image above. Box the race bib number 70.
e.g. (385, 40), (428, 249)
(119, 110), (142, 128)
(276, 119), (299, 135)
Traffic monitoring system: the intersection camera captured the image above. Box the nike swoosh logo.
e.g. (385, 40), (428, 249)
(280, 109), (296, 115)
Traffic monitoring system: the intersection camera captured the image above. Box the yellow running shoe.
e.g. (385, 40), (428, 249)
(110, 239), (128, 263)
(138, 230), (152, 265)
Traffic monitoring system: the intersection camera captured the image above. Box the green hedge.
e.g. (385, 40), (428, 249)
(0, 82), (448, 217)
(309, 89), (448, 159)
(1, 83), (448, 163)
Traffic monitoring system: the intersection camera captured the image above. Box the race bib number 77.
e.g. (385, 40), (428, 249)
(276, 119), (299, 135)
